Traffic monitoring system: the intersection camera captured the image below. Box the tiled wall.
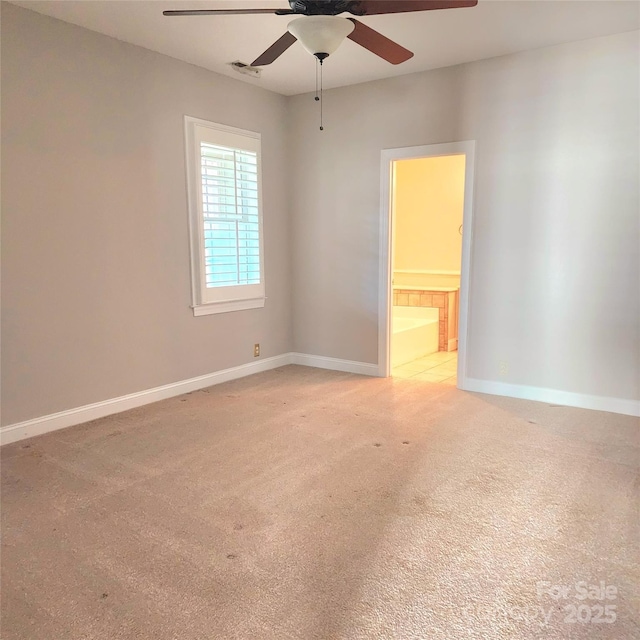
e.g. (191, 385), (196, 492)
(393, 289), (458, 351)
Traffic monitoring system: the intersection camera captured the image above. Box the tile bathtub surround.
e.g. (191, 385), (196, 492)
(393, 288), (458, 351)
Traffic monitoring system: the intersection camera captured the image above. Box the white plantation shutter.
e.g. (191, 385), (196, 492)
(200, 144), (260, 288)
(185, 117), (265, 315)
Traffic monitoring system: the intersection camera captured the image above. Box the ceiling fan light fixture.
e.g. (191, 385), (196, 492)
(287, 16), (355, 60)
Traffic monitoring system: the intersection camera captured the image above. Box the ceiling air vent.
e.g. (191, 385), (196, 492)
(229, 61), (262, 79)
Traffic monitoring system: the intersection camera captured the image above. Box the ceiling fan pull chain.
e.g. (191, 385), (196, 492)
(319, 59), (324, 131)
(314, 57), (324, 131)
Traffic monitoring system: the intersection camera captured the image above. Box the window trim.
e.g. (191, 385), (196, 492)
(184, 115), (266, 317)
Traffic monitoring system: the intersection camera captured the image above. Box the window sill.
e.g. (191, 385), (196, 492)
(192, 297), (265, 317)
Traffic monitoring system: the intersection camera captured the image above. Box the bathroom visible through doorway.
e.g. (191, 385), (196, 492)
(391, 154), (465, 383)
(378, 141), (476, 387)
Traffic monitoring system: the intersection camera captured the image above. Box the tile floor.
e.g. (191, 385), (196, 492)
(391, 351), (458, 385)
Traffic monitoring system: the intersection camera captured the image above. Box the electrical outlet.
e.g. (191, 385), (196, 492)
(254, 343), (260, 358)
(499, 360), (509, 377)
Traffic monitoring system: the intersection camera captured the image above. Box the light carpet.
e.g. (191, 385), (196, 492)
(1, 365), (638, 639)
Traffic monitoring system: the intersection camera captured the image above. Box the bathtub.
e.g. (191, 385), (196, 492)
(392, 306), (440, 367)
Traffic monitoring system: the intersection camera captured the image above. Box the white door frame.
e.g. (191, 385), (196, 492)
(377, 140), (477, 387)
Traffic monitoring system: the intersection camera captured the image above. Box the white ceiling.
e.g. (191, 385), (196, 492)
(9, 1), (639, 95)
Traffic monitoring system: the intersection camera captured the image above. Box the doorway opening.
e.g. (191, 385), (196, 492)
(378, 141), (476, 387)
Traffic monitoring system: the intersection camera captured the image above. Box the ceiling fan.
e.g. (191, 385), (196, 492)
(163, 1), (479, 67)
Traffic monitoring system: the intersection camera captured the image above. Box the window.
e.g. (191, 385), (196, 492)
(184, 116), (265, 316)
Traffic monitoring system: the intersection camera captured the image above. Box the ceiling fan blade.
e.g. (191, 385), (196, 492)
(347, 18), (413, 65)
(163, 9), (293, 17)
(349, 0), (477, 15)
(252, 31), (298, 66)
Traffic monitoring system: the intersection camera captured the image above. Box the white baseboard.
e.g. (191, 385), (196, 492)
(462, 377), (640, 417)
(290, 353), (379, 377)
(0, 353), (379, 445)
(7, 356), (631, 446)
(0, 354), (293, 446)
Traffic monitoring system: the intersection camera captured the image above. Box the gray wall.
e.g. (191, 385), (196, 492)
(289, 30), (639, 402)
(1, 4), (292, 425)
(2, 4), (638, 427)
